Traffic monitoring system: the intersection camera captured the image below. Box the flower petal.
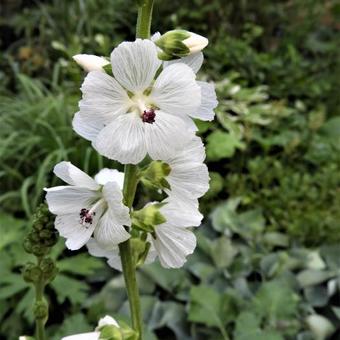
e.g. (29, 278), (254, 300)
(161, 198), (203, 227)
(45, 186), (99, 215)
(76, 71), (131, 141)
(62, 332), (100, 340)
(55, 212), (99, 250)
(164, 52), (203, 73)
(111, 39), (161, 92)
(73, 111), (102, 141)
(144, 110), (192, 160)
(93, 181), (131, 247)
(151, 63), (201, 115)
(191, 81), (217, 121)
(152, 226), (196, 268)
(94, 169), (124, 189)
(53, 161), (99, 190)
(94, 113), (147, 164)
(166, 162), (209, 200)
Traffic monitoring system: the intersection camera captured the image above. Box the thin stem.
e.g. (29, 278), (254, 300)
(136, 0), (154, 39)
(35, 258), (46, 340)
(119, 164), (142, 339)
(119, 1), (154, 338)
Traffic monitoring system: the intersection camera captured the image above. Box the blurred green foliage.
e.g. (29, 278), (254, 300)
(1, 0), (340, 339)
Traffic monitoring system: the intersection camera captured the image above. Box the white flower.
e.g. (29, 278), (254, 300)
(73, 39), (203, 164)
(73, 54), (110, 72)
(163, 135), (210, 201)
(86, 237), (157, 271)
(62, 315), (119, 340)
(45, 162), (130, 250)
(151, 198), (203, 268)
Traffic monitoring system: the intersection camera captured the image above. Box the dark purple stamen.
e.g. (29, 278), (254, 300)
(79, 208), (95, 225)
(142, 109), (156, 124)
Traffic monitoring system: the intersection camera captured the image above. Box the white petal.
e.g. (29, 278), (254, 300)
(152, 226), (196, 268)
(55, 212), (98, 250)
(96, 316), (119, 329)
(164, 52), (203, 73)
(151, 32), (161, 42)
(94, 113), (147, 164)
(93, 181), (130, 247)
(111, 39), (161, 92)
(166, 162), (209, 199)
(73, 54), (109, 72)
(145, 110), (192, 160)
(191, 81), (217, 121)
(95, 169), (124, 189)
(62, 332), (100, 340)
(86, 238), (123, 271)
(161, 199), (203, 227)
(73, 111), (102, 141)
(76, 71), (131, 141)
(45, 186), (99, 215)
(183, 33), (208, 54)
(151, 63), (201, 115)
(53, 161), (99, 190)
(166, 135), (206, 164)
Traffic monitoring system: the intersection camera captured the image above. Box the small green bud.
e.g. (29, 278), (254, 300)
(40, 257), (58, 282)
(33, 300), (48, 320)
(99, 324), (122, 340)
(23, 263), (42, 283)
(141, 161), (171, 190)
(132, 203), (166, 233)
(155, 30), (208, 61)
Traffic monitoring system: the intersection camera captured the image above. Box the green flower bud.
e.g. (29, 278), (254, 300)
(155, 30), (208, 61)
(23, 263), (42, 283)
(132, 203), (166, 233)
(141, 161), (171, 190)
(40, 257), (58, 282)
(99, 324), (122, 340)
(33, 300), (48, 320)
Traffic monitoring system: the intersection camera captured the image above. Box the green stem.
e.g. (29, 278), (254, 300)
(119, 2), (154, 338)
(35, 281), (46, 340)
(119, 164), (142, 339)
(136, 0), (154, 39)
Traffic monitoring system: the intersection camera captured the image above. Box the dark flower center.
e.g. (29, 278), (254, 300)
(142, 109), (156, 124)
(79, 208), (96, 226)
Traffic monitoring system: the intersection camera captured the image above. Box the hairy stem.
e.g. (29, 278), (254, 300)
(136, 0), (154, 39)
(119, 165), (143, 339)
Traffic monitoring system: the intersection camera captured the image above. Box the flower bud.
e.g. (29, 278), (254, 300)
(40, 257), (58, 282)
(33, 300), (48, 320)
(141, 161), (171, 190)
(72, 54), (110, 72)
(132, 203), (166, 233)
(23, 263), (41, 283)
(155, 30), (208, 60)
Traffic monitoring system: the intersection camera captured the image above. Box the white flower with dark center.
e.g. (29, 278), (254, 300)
(163, 135), (209, 201)
(45, 162), (130, 250)
(62, 315), (119, 340)
(86, 237), (157, 271)
(73, 39), (205, 164)
(151, 198), (203, 268)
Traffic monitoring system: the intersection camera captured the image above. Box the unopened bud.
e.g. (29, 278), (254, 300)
(23, 263), (41, 283)
(142, 161), (171, 190)
(73, 54), (110, 72)
(40, 257), (58, 282)
(132, 203), (166, 233)
(155, 30), (208, 60)
(33, 300), (48, 320)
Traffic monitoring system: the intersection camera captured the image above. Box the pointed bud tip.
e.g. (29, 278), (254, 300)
(72, 54), (110, 72)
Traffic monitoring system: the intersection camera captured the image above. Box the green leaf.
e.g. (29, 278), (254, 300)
(206, 130), (244, 161)
(188, 285), (228, 337)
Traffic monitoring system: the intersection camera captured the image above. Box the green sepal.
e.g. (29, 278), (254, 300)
(132, 203), (167, 233)
(141, 160), (171, 190)
(103, 63), (113, 76)
(99, 323), (138, 340)
(136, 241), (151, 267)
(155, 30), (191, 59)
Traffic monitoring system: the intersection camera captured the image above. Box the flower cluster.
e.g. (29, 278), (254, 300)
(45, 32), (217, 269)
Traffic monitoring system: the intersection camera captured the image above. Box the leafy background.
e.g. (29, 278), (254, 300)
(1, 0), (340, 339)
